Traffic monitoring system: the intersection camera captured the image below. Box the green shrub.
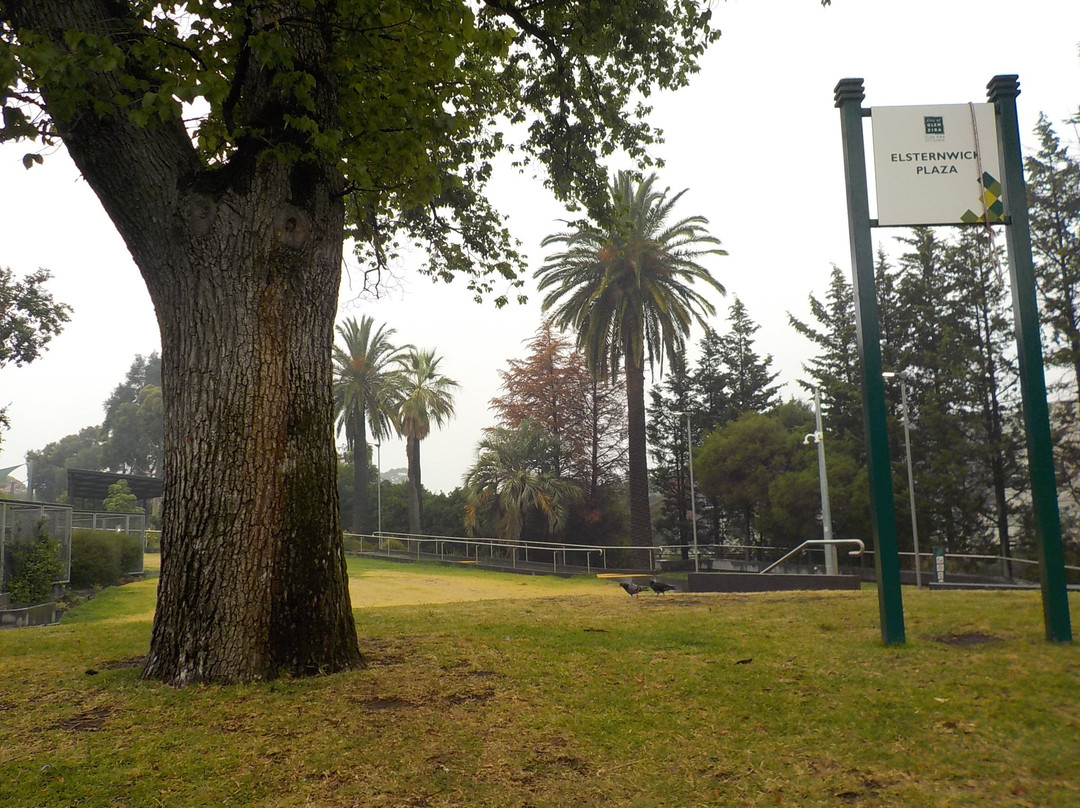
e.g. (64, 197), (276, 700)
(117, 531), (143, 575)
(70, 529), (123, 588)
(5, 520), (63, 605)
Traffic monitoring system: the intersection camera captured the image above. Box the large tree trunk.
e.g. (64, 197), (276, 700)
(141, 160), (360, 684)
(9, 0), (362, 684)
(623, 347), (653, 569)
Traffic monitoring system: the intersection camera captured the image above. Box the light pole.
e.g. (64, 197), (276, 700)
(803, 390), (837, 575)
(675, 411), (700, 572)
(373, 441), (382, 536)
(883, 372), (921, 588)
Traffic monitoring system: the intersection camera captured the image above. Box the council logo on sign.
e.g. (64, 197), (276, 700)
(924, 116), (945, 136)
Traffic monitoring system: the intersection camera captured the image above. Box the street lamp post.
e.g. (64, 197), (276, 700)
(883, 372), (921, 588)
(675, 411), (700, 573)
(374, 441), (382, 536)
(803, 390), (837, 575)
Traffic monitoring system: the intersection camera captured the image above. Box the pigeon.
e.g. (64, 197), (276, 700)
(649, 579), (677, 595)
(620, 581), (644, 597)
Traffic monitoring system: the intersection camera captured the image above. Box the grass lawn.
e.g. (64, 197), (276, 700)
(1, 556), (1078, 807)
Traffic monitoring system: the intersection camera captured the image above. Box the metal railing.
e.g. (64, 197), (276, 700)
(347, 531), (609, 575)
(760, 539), (866, 575)
(146, 526), (1080, 586)
(877, 550), (1080, 586)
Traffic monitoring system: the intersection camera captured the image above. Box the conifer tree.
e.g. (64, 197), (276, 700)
(646, 353), (695, 551)
(947, 228), (1022, 564)
(788, 265), (864, 446)
(1027, 113), (1080, 400)
(717, 297), (781, 418)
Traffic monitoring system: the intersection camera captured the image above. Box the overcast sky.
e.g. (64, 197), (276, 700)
(2, 0), (1079, 495)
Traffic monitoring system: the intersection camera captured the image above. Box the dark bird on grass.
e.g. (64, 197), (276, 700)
(649, 579), (677, 595)
(620, 581), (644, 597)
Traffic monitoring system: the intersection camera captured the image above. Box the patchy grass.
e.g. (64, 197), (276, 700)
(1, 557), (1078, 807)
(348, 555), (621, 608)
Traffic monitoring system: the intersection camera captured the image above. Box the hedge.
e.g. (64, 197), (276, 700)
(70, 529), (143, 589)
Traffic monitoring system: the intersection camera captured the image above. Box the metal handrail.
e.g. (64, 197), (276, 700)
(349, 531), (608, 575)
(371, 530), (606, 553)
(759, 538), (865, 575)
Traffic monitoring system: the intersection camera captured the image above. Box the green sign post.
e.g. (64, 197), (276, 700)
(834, 78), (906, 645)
(987, 75), (1071, 642)
(835, 75), (1072, 644)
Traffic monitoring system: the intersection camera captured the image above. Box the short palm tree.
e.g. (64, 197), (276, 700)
(333, 316), (409, 535)
(397, 348), (459, 534)
(535, 171), (726, 563)
(463, 421), (582, 542)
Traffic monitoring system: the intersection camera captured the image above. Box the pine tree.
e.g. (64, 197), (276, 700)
(1027, 113), (1080, 401)
(717, 297), (781, 419)
(893, 228), (980, 552)
(788, 265), (864, 447)
(692, 326), (730, 435)
(1026, 113), (1080, 516)
(948, 228), (1022, 565)
(646, 353), (695, 551)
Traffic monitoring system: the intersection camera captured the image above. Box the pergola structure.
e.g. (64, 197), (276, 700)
(66, 469), (163, 503)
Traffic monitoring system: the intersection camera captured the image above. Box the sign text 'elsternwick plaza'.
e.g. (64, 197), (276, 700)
(871, 103), (1002, 226)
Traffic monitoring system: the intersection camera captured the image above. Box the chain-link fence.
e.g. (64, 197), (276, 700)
(1, 501), (73, 600)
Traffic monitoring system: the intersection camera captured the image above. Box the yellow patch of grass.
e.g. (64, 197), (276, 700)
(348, 559), (620, 608)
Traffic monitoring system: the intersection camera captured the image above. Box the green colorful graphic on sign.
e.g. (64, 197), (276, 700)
(960, 172), (1005, 223)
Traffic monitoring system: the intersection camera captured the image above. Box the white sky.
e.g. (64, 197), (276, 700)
(2, 0), (1079, 494)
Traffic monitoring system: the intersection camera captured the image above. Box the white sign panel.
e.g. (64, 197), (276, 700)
(871, 104), (1003, 226)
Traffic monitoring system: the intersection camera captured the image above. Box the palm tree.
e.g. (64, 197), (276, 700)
(463, 421), (582, 542)
(397, 348), (459, 534)
(535, 171), (726, 564)
(333, 316), (409, 535)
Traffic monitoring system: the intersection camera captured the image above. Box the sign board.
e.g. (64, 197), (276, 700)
(871, 104), (1002, 226)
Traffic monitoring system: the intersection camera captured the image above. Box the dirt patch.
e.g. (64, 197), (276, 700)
(445, 689), (495, 706)
(932, 632), (1001, 647)
(52, 707), (113, 733)
(362, 697), (413, 711)
(85, 655), (145, 676)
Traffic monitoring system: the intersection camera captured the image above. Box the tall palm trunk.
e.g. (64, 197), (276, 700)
(407, 436), (423, 534)
(624, 340), (653, 568)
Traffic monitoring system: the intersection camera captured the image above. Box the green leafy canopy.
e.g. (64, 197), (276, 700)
(0, 1), (730, 303)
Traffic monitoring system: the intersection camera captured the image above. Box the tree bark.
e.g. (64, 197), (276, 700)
(623, 345), (653, 569)
(142, 158), (361, 684)
(7, 0), (362, 684)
